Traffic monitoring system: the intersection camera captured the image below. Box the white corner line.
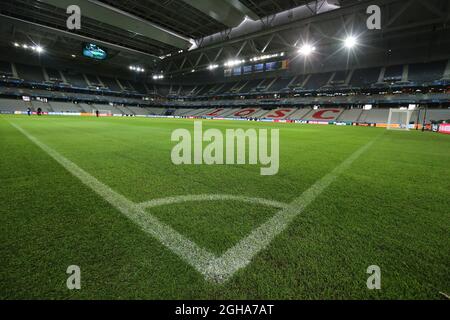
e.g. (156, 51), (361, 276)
(9, 122), (218, 277)
(9, 120), (380, 284)
(205, 137), (380, 283)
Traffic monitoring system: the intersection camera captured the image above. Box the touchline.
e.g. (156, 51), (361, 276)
(171, 121), (280, 176)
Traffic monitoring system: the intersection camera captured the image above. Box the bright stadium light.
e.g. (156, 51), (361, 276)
(208, 64), (219, 70)
(224, 59), (245, 67)
(298, 44), (316, 56)
(34, 46), (44, 53)
(249, 52), (283, 62)
(344, 36), (358, 49)
(15, 43), (44, 53)
(129, 66), (145, 73)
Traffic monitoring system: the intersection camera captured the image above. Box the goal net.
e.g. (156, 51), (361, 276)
(387, 108), (413, 131)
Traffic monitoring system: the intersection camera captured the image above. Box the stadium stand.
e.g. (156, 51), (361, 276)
(287, 108), (312, 120)
(127, 106), (150, 115)
(179, 85), (196, 96)
(130, 81), (148, 95)
(118, 79), (135, 92)
(15, 63), (45, 83)
(338, 108), (365, 122)
(31, 100), (53, 112)
(239, 79), (262, 93)
(423, 109), (450, 122)
(329, 70), (351, 88)
(2, 58), (448, 102)
(215, 82), (237, 95)
(268, 76), (293, 92)
(304, 72), (332, 90)
(85, 74), (103, 87)
(157, 85), (171, 97)
(0, 61), (12, 77)
(45, 67), (63, 82)
(0, 98), (30, 112)
(263, 108), (297, 119)
(359, 109), (390, 123)
(251, 78), (272, 92)
(99, 76), (122, 92)
(46, 101), (74, 113)
(302, 108), (344, 121)
(408, 60), (447, 83)
(383, 65), (404, 83)
(350, 68), (380, 88)
(63, 71), (88, 88)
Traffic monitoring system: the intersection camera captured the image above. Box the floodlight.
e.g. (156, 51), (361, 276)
(344, 36), (357, 49)
(298, 44), (316, 56)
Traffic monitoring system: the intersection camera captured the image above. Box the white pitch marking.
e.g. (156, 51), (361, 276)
(138, 194), (289, 210)
(10, 120), (379, 284)
(205, 138), (379, 283)
(9, 122), (217, 277)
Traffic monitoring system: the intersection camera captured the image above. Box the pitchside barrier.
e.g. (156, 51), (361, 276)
(438, 123), (450, 134)
(7, 110), (435, 131)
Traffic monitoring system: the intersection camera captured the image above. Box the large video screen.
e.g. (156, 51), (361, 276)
(243, 65), (252, 74)
(265, 61), (282, 71)
(83, 43), (108, 60)
(254, 63), (264, 72)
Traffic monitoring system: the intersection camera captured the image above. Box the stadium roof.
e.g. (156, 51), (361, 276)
(0, 0), (448, 72)
(0, 0), (350, 58)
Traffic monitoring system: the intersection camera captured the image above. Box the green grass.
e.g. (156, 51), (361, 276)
(0, 114), (449, 300)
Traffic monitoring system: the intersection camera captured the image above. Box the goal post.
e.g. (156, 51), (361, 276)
(387, 108), (414, 131)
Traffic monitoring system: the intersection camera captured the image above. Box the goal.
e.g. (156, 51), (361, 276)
(386, 108), (413, 131)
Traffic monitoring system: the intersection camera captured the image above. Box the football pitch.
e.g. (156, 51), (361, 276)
(1, 114), (449, 300)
